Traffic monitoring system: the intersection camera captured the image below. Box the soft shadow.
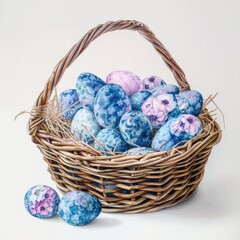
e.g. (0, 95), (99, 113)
(170, 188), (228, 219)
(45, 214), (63, 223)
(45, 215), (122, 228)
(143, 184), (230, 220)
(85, 217), (122, 229)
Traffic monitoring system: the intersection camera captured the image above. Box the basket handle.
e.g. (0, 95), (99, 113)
(35, 20), (190, 107)
(29, 20), (190, 136)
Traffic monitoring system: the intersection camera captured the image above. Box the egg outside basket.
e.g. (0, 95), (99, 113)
(28, 20), (222, 213)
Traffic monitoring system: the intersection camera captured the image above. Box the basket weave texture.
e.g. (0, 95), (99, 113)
(28, 20), (222, 213)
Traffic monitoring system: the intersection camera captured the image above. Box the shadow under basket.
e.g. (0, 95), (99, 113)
(28, 20), (222, 213)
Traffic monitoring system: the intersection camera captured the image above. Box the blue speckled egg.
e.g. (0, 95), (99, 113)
(24, 185), (60, 219)
(76, 72), (106, 110)
(94, 128), (128, 153)
(124, 147), (154, 156)
(71, 108), (101, 145)
(94, 84), (132, 128)
(119, 110), (153, 147)
(58, 191), (101, 226)
(176, 90), (203, 116)
(142, 75), (166, 90)
(149, 84), (179, 95)
(130, 91), (152, 111)
(141, 94), (180, 128)
(152, 114), (202, 151)
(58, 89), (82, 120)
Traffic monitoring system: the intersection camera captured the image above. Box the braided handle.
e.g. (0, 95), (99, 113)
(34, 20), (190, 107)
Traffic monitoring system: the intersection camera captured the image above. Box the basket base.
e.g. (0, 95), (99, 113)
(101, 188), (197, 213)
(51, 165), (204, 213)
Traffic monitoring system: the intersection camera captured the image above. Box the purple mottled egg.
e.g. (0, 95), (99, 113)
(58, 89), (82, 120)
(94, 128), (128, 154)
(106, 70), (143, 96)
(143, 76), (166, 90)
(119, 110), (153, 147)
(152, 114), (202, 151)
(150, 84), (179, 95)
(24, 185), (60, 219)
(141, 94), (180, 128)
(176, 90), (203, 116)
(94, 84), (131, 128)
(76, 72), (106, 110)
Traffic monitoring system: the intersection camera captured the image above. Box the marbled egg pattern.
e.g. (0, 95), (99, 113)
(106, 70), (143, 96)
(58, 89), (82, 120)
(141, 94), (180, 128)
(152, 114), (202, 151)
(71, 108), (101, 145)
(58, 191), (101, 226)
(94, 128), (128, 153)
(94, 84), (131, 128)
(176, 90), (203, 116)
(150, 84), (179, 95)
(76, 72), (106, 110)
(24, 185), (60, 219)
(130, 91), (152, 111)
(151, 120), (177, 151)
(142, 75), (166, 90)
(119, 110), (153, 147)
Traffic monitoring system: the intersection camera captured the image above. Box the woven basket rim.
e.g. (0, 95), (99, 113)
(36, 104), (221, 167)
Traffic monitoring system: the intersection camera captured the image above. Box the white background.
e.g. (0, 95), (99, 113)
(1, 0), (240, 239)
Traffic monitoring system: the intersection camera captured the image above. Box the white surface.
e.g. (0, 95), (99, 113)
(1, 0), (240, 239)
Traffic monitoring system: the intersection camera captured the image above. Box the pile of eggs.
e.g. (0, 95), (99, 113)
(24, 185), (101, 226)
(58, 70), (203, 155)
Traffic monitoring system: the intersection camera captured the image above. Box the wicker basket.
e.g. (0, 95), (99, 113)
(28, 20), (222, 213)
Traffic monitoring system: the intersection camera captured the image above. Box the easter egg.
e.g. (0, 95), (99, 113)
(58, 191), (101, 226)
(141, 94), (180, 128)
(106, 70), (142, 96)
(142, 75), (166, 90)
(151, 120), (176, 151)
(71, 108), (101, 145)
(58, 89), (82, 120)
(24, 185), (60, 219)
(76, 72), (106, 110)
(152, 114), (202, 151)
(130, 91), (152, 111)
(119, 110), (153, 147)
(94, 84), (131, 128)
(150, 84), (179, 95)
(176, 90), (203, 116)
(124, 147), (154, 156)
(94, 128), (128, 153)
